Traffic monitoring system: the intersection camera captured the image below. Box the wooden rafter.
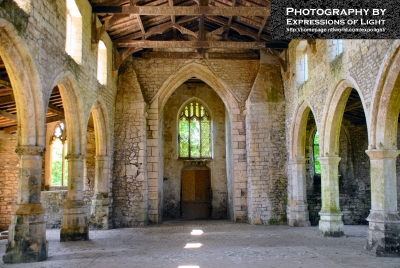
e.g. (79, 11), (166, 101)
(257, 16), (268, 41)
(207, 16), (259, 40)
(92, 6), (270, 16)
(118, 40), (266, 49)
(141, 51), (259, 60)
(345, 101), (363, 112)
(224, 0), (236, 39)
(0, 109), (17, 121)
(113, 46), (143, 70)
(0, 79), (12, 88)
(47, 103), (64, 117)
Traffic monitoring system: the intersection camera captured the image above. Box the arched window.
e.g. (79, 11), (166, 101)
(313, 131), (321, 174)
(65, 0), (82, 63)
(179, 101), (211, 158)
(328, 39), (344, 62)
(97, 40), (107, 85)
(50, 122), (68, 186)
(296, 40), (308, 86)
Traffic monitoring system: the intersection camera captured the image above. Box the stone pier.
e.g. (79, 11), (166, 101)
(60, 155), (89, 241)
(3, 146), (48, 263)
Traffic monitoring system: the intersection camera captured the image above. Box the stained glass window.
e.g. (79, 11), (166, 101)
(179, 102), (211, 158)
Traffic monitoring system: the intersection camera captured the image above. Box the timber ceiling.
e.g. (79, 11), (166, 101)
(0, 55), (66, 132)
(90, 0), (289, 61)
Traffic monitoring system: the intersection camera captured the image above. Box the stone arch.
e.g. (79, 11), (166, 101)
(369, 41), (400, 149)
(88, 96), (111, 229)
(320, 79), (366, 155)
(152, 62), (240, 223)
(0, 18), (48, 263)
(90, 96), (110, 156)
(152, 62), (239, 113)
(290, 101), (315, 158)
(49, 72), (85, 155)
(288, 101), (315, 227)
(0, 18), (45, 146)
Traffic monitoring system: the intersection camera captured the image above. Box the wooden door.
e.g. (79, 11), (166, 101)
(181, 169), (211, 220)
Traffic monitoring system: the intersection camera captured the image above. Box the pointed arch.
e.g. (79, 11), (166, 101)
(320, 79), (366, 156)
(49, 71), (85, 155)
(90, 96), (110, 156)
(0, 18), (45, 146)
(152, 62), (239, 113)
(290, 101), (316, 158)
(369, 41), (400, 149)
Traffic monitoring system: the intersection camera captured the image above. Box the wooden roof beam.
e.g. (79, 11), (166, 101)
(92, 6), (270, 16)
(257, 16), (268, 41)
(0, 109), (17, 121)
(345, 101), (363, 112)
(0, 79), (12, 88)
(47, 103), (64, 117)
(118, 40), (266, 49)
(0, 95), (14, 105)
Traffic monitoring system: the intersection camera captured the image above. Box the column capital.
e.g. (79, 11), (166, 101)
(15, 145), (45, 156)
(65, 154), (85, 161)
(319, 156), (341, 165)
(365, 149), (400, 159)
(289, 156), (306, 164)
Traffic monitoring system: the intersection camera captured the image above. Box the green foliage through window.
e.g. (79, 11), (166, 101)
(51, 123), (68, 186)
(313, 131), (321, 174)
(179, 102), (211, 158)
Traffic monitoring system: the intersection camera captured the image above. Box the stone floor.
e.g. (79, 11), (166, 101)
(0, 221), (399, 268)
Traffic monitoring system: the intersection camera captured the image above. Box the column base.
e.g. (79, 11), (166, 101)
(365, 211), (400, 257)
(90, 193), (109, 230)
(289, 204), (311, 227)
(3, 204), (48, 263)
(318, 212), (344, 237)
(60, 200), (89, 242)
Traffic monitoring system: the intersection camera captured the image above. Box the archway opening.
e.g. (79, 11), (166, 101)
(0, 54), (18, 233)
(162, 78), (228, 220)
(338, 89), (370, 225)
(304, 111), (320, 225)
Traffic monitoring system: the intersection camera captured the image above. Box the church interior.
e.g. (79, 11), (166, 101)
(0, 0), (399, 264)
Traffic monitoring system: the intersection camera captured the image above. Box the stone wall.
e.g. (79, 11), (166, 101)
(114, 55), (290, 225)
(245, 59), (287, 225)
(83, 129), (96, 215)
(284, 40), (398, 226)
(0, 131), (18, 231)
(113, 62), (148, 227)
(41, 190), (67, 228)
(162, 83), (227, 220)
(305, 114), (370, 225)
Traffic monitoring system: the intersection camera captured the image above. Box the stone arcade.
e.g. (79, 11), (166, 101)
(0, 0), (399, 264)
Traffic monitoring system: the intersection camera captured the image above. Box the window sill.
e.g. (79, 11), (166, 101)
(48, 186), (68, 191)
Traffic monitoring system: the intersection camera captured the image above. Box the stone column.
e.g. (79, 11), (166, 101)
(288, 157), (311, 227)
(90, 156), (110, 229)
(60, 154), (89, 241)
(365, 149), (400, 256)
(3, 146), (48, 263)
(318, 156), (344, 237)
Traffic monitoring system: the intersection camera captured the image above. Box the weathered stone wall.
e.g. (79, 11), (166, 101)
(83, 129), (96, 215)
(305, 116), (370, 225)
(113, 62), (148, 227)
(0, 131), (18, 230)
(162, 83), (227, 220)
(0, 0), (117, 230)
(245, 57), (287, 225)
(396, 123), (400, 213)
(41, 190), (67, 228)
(284, 40), (397, 225)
